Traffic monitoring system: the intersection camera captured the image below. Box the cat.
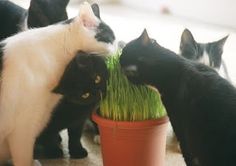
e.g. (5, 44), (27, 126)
(0, 0), (69, 40)
(167, 28), (230, 152)
(0, 0), (103, 159)
(0, 2), (115, 166)
(120, 29), (236, 166)
(180, 28), (230, 81)
(33, 3), (105, 159)
(34, 51), (108, 159)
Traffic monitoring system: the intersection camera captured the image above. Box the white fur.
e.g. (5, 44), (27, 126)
(198, 50), (210, 66)
(125, 65), (137, 72)
(0, 2), (114, 166)
(19, 15), (28, 31)
(93, 135), (101, 144)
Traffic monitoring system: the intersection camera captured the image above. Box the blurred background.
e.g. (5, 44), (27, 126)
(69, 0), (236, 83)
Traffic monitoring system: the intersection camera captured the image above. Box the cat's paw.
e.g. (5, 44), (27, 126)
(93, 134), (100, 144)
(0, 160), (13, 166)
(34, 144), (64, 159)
(34, 160), (42, 166)
(44, 147), (64, 159)
(69, 147), (88, 159)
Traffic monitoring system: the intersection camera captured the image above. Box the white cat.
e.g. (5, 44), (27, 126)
(0, 2), (115, 166)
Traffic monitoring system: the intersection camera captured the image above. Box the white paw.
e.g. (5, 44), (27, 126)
(93, 135), (100, 144)
(34, 160), (42, 166)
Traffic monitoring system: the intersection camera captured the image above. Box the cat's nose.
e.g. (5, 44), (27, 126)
(118, 40), (126, 49)
(107, 40), (118, 55)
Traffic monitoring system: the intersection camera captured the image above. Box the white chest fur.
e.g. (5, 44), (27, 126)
(0, 24), (76, 141)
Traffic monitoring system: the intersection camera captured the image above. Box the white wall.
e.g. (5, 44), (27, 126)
(168, 0), (236, 29)
(120, 0), (236, 29)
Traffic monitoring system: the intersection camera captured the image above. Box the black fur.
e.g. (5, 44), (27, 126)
(0, 42), (5, 72)
(34, 52), (108, 159)
(95, 22), (115, 44)
(120, 30), (236, 166)
(91, 3), (100, 19)
(0, 0), (69, 40)
(62, 17), (75, 25)
(0, 0), (26, 40)
(27, 0), (69, 28)
(90, 3), (115, 44)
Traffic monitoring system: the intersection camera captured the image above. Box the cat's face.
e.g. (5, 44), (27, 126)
(53, 52), (108, 105)
(120, 29), (161, 85)
(180, 28), (228, 69)
(67, 3), (116, 55)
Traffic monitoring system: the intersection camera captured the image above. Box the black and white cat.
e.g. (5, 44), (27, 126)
(0, 0), (69, 40)
(34, 52), (108, 159)
(180, 28), (230, 81)
(0, 0), (104, 159)
(120, 30), (236, 166)
(0, 2), (115, 166)
(167, 28), (230, 152)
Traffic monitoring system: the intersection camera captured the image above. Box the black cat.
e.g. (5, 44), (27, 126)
(34, 52), (108, 159)
(120, 29), (236, 166)
(0, 0), (69, 40)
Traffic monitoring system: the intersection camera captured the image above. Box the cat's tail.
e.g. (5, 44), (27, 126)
(221, 59), (232, 83)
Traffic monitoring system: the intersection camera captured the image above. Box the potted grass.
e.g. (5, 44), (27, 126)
(92, 51), (169, 166)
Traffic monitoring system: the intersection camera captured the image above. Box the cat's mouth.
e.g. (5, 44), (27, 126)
(122, 65), (138, 76)
(122, 65), (142, 84)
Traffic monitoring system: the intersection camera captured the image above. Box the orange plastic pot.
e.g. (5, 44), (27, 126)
(92, 111), (169, 166)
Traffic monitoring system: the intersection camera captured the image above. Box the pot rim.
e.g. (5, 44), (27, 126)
(92, 111), (169, 129)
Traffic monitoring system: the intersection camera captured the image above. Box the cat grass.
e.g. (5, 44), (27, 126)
(100, 51), (166, 121)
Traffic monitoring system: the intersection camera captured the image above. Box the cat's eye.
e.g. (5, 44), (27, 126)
(95, 75), (101, 84)
(81, 93), (90, 99)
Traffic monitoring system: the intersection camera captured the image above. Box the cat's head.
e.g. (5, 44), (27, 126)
(180, 28), (228, 69)
(120, 29), (166, 85)
(27, 0), (70, 28)
(53, 51), (108, 105)
(66, 2), (116, 55)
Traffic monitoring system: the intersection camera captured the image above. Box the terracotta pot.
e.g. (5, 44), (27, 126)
(92, 111), (169, 166)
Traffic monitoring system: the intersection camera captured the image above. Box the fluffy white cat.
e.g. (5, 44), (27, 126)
(0, 2), (115, 166)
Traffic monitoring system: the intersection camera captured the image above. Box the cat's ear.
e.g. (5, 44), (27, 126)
(139, 29), (151, 46)
(78, 2), (99, 29)
(214, 35), (229, 49)
(180, 28), (197, 49)
(91, 3), (101, 19)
